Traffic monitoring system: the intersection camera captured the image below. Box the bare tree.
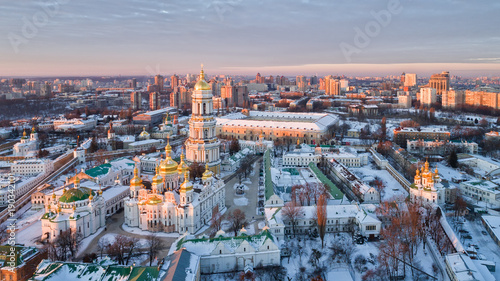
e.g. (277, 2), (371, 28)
(240, 157), (254, 179)
(281, 201), (304, 237)
(316, 194), (327, 248)
(54, 229), (82, 261)
(228, 209), (247, 237)
(97, 237), (108, 260)
(209, 205), (223, 237)
(145, 233), (164, 266)
(107, 235), (139, 265)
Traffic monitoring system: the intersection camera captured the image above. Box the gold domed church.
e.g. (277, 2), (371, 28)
(410, 160), (444, 204)
(124, 66), (226, 234)
(41, 176), (106, 241)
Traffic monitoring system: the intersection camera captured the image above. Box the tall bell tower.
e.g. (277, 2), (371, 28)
(184, 66), (221, 174)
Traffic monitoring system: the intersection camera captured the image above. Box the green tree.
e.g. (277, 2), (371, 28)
(229, 138), (241, 155)
(448, 150), (458, 168)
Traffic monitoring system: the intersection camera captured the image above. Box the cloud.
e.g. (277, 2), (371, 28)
(0, 0), (499, 76)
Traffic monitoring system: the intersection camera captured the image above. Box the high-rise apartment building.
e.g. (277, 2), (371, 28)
(154, 75), (164, 93)
(40, 82), (52, 97)
(429, 71), (450, 95)
(418, 87), (437, 107)
(149, 92), (160, 110)
(465, 90), (500, 110)
(170, 75), (179, 89)
(404, 73), (417, 87)
(296, 75), (307, 91)
(442, 90), (465, 109)
(340, 79), (349, 90)
(131, 91), (141, 111)
(323, 75), (341, 95)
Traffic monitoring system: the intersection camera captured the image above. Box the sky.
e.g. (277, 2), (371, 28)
(0, 0), (499, 77)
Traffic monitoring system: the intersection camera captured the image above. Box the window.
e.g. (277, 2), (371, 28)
(366, 225), (376, 231)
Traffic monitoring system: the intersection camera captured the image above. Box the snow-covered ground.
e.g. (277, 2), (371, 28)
(121, 223), (180, 238)
(436, 162), (470, 183)
(233, 197), (249, 206)
(16, 221), (41, 247)
(12, 206), (44, 246)
(281, 232), (438, 281)
(98, 233), (148, 247)
(350, 165), (408, 201)
(77, 227), (105, 256)
(454, 216), (500, 280)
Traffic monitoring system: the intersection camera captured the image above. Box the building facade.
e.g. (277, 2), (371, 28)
(13, 127), (38, 157)
(40, 177), (106, 241)
(409, 160), (444, 205)
(184, 68), (221, 174)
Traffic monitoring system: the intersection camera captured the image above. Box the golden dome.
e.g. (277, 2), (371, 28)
(130, 166), (143, 187)
(98, 186), (103, 196)
(146, 196), (163, 205)
(72, 204), (76, 211)
(194, 67), (211, 91)
(152, 165), (163, 185)
(161, 138), (178, 175)
(165, 137), (172, 155)
(180, 171), (193, 193)
(52, 191), (56, 199)
(161, 157), (178, 176)
(202, 164), (213, 181)
(177, 153), (189, 175)
(139, 127), (150, 137)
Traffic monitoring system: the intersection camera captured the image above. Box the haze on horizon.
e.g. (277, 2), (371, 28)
(1, 0), (499, 77)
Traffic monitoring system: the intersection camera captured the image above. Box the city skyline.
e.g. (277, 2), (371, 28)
(1, 0), (500, 77)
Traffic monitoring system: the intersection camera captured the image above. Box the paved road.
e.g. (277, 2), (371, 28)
(221, 156), (265, 236)
(76, 211), (178, 262)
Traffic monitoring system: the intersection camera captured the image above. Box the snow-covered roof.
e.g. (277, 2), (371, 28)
(30, 260), (159, 281)
(160, 248), (200, 281)
(176, 230), (276, 257)
(217, 111), (338, 132)
(445, 253), (492, 281)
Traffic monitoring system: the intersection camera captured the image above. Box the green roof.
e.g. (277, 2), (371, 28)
(85, 157), (135, 178)
(86, 163), (112, 178)
(59, 187), (95, 203)
(29, 261), (158, 281)
(308, 162), (344, 200)
(264, 150), (274, 200)
(0, 246), (22, 266)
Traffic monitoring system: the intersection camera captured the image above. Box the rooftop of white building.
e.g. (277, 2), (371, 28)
(445, 253), (494, 281)
(217, 111), (339, 132)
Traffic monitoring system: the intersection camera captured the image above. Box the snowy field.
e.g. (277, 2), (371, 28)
(233, 197), (249, 206)
(13, 206), (44, 246)
(121, 224), (180, 238)
(98, 233), (148, 247)
(436, 162), (470, 182)
(281, 232), (438, 281)
(350, 165), (408, 201)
